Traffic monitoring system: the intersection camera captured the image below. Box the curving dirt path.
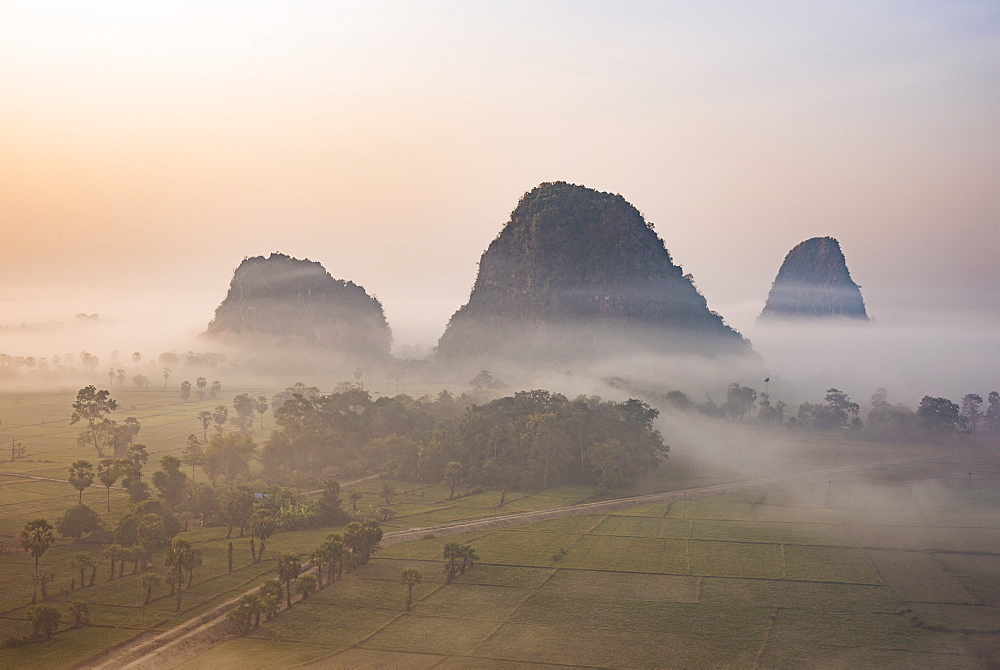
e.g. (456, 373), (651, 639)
(86, 445), (986, 670)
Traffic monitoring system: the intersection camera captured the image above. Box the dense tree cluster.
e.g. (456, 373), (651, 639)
(260, 385), (667, 492)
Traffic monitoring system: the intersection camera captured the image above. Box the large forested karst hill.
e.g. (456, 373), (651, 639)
(758, 237), (869, 321)
(435, 182), (751, 368)
(205, 253), (392, 359)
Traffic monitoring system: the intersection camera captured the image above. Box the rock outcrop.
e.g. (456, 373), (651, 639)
(205, 253), (391, 358)
(759, 237), (868, 321)
(436, 182), (751, 368)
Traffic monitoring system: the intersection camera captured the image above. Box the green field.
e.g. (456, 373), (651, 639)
(2, 386), (999, 668)
(175, 442), (1000, 669)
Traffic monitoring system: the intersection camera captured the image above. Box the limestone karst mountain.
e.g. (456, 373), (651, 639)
(435, 182), (751, 368)
(758, 237), (869, 321)
(205, 253), (391, 359)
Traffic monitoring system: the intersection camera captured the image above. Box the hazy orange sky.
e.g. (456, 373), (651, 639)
(1, 1), (997, 349)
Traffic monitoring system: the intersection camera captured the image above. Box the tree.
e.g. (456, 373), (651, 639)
(400, 569), (422, 611)
(212, 406), (229, 435)
(183, 546), (203, 588)
(164, 538), (193, 611)
(182, 435), (205, 480)
(724, 383), (757, 421)
(196, 377), (207, 400)
(162, 367), (171, 388)
(121, 444), (150, 503)
(586, 439), (628, 493)
(140, 573), (160, 605)
(458, 545), (478, 575)
(444, 461), (463, 500)
(21, 519), (54, 603)
(986, 392), (1000, 433)
(276, 554), (301, 608)
(197, 411), (213, 442)
(233, 394), (255, 433)
(96, 459), (120, 512)
(250, 509), (277, 563)
(28, 605), (61, 640)
(295, 574), (317, 600)
(180, 381), (192, 401)
(133, 374), (149, 389)
(321, 534), (345, 585)
(344, 520), (382, 565)
(317, 479), (345, 525)
(70, 553), (96, 589)
(256, 579), (282, 622)
(350, 492), (362, 512)
(152, 455), (188, 508)
(132, 351), (141, 369)
(380, 483), (395, 505)
(211, 380), (222, 399)
(917, 396), (964, 435)
(219, 485), (256, 538)
(961, 394), (984, 433)
(70, 386), (118, 457)
(204, 432), (256, 483)
(57, 504), (102, 541)
(68, 601), (90, 627)
(255, 396), (269, 430)
(102, 544), (123, 580)
(68, 459), (95, 504)
(443, 542), (461, 584)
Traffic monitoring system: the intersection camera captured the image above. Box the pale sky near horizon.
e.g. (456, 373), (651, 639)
(1, 1), (997, 350)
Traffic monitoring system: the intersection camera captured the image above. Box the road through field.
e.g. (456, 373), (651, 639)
(94, 443), (991, 670)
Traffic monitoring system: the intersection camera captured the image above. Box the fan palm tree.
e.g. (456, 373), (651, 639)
(96, 459), (120, 512)
(164, 538), (193, 611)
(276, 554), (301, 608)
(400, 569), (422, 611)
(68, 460), (95, 504)
(443, 542), (462, 584)
(20, 519), (54, 602)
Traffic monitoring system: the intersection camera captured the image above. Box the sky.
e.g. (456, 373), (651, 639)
(1, 0), (997, 355)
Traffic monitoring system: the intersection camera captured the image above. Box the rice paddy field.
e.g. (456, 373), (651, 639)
(0, 385), (998, 668)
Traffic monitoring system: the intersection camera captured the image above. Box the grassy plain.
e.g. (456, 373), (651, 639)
(175, 438), (1000, 670)
(1, 386), (999, 668)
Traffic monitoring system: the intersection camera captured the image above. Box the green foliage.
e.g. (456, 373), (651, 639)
(28, 605), (61, 640)
(56, 504), (102, 541)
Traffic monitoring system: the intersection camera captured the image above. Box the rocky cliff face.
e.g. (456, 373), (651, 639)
(759, 237), (868, 321)
(436, 182), (751, 367)
(205, 253), (391, 358)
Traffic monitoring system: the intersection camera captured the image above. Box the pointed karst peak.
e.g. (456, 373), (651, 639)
(435, 181), (752, 367)
(758, 237), (869, 321)
(205, 252), (392, 357)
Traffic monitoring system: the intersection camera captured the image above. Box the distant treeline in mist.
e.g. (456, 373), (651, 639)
(0, 350), (230, 384)
(609, 377), (999, 441)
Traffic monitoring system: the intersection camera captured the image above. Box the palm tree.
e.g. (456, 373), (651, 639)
(349, 492), (362, 512)
(322, 534), (345, 585)
(308, 548), (325, 586)
(68, 460), (95, 504)
(459, 545), (479, 575)
(250, 510), (276, 563)
(20, 519), (54, 602)
(102, 544), (122, 580)
(183, 547), (204, 588)
(400, 569), (422, 611)
(162, 367), (171, 388)
(276, 554), (301, 608)
(444, 461), (463, 500)
(255, 396), (269, 430)
(70, 553), (96, 589)
(212, 406), (228, 435)
(140, 573), (161, 605)
(258, 579), (283, 621)
(97, 459), (120, 512)
(196, 377), (207, 400)
(443, 542), (462, 584)
(295, 574), (317, 600)
(164, 538), (193, 611)
(197, 411), (212, 442)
